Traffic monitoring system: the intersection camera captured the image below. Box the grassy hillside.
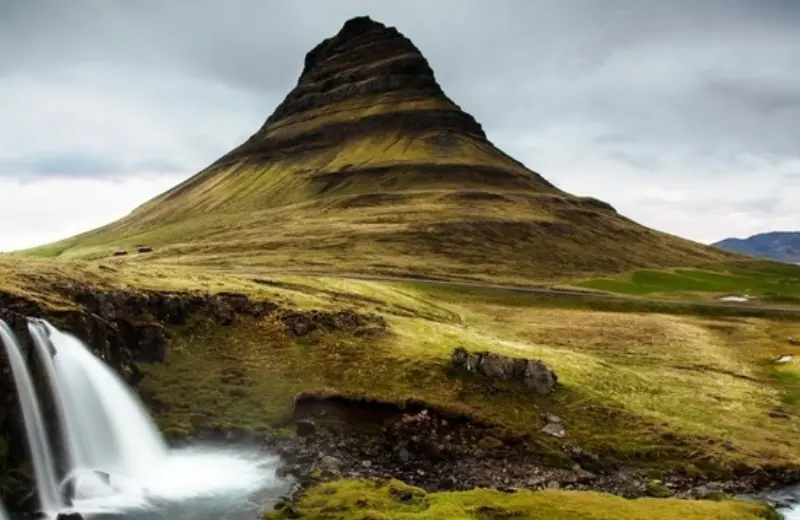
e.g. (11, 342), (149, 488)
(4, 257), (800, 477)
(20, 18), (733, 283)
(1, 256), (795, 516)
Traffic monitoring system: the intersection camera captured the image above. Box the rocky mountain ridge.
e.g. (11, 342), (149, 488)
(714, 231), (800, 264)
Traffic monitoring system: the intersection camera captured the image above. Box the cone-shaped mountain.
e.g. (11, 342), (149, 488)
(34, 16), (729, 282)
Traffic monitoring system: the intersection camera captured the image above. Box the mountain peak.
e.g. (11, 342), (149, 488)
(34, 17), (732, 282)
(265, 15), (467, 130)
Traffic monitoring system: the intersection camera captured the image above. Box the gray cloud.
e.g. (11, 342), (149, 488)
(0, 0), (798, 246)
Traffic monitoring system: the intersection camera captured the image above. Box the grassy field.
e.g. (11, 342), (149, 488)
(7, 257), (799, 476)
(4, 255), (800, 519)
(264, 479), (781, 520)
(578, 260), (800, 303)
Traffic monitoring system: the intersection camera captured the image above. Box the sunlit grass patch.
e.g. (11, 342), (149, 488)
(264, 479), (780, 520)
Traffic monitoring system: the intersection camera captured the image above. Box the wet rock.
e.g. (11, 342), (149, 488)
(55, 513), (84, 520)
(295, 419), (316, 437)
(451, 346), (558, 394)
(689, 482), (725, 499)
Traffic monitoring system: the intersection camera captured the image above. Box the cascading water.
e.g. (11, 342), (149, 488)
(0, 321), (65, 515)
(29, 321), (168, 485)
(0, 318), (287, 519)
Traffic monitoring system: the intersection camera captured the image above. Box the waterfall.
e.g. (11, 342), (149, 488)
(30, 321), (168, 483)
(0, 317), (283, 519)
(0, 320), (65, 515)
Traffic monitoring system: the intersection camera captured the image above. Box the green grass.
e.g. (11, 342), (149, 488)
(130, 273), (800, 477)
(579, 261), (800, 303)
(264, 479), (780, 520)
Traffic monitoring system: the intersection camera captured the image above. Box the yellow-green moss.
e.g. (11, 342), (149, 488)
(264, 479), (779, 520)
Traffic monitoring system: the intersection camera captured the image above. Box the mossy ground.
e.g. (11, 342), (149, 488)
(263, 479), (780, 520)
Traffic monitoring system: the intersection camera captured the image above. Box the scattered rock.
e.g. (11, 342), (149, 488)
(111, 250), (128, 257)
(540, 414), (566, 438)
(789, 336), (799, 346)
(775, 354), (794, 364)
(280, 309), (387, 337)
(451, 347), (558, 394)
(541, 422), (566, 438)
(137, 246), (153, 253)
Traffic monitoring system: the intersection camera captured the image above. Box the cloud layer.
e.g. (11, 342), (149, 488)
(1, 0), (798, 250)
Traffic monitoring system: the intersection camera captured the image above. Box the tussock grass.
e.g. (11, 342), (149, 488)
(264, 479), (780, 520)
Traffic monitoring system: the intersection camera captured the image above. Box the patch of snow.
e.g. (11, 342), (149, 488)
(718, 295), (750, 303)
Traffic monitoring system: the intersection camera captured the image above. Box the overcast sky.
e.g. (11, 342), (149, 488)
(1, 0), (797, 252)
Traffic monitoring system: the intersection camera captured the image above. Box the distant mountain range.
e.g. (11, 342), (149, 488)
(713, 231), (800, 263)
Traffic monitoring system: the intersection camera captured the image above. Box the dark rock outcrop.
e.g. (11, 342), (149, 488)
(209, 15), (498, 172)
(279, 309), (387, 337)
(451, 346), (558, 394)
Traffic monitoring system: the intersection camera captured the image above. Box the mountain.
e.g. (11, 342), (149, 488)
(27, 16), (731, 282)
(713, 231), (800, 264)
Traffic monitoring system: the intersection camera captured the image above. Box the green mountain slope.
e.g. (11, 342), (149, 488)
(26, 16), (731, 283)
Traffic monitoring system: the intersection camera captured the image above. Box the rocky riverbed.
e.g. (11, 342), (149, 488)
(180, 404), (800, 517)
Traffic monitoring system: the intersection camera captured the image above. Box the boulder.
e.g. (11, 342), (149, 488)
(451, 347), (558, 394)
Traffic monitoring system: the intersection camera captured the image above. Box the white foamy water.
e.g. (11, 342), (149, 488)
(0, 318), (287, 519)
(0, 320), (64, 514)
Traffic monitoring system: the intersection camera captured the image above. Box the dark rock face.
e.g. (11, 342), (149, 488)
(212, 16), (490, 170)
(268, 16), (482, 133)
(451, 346), (558, 394)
